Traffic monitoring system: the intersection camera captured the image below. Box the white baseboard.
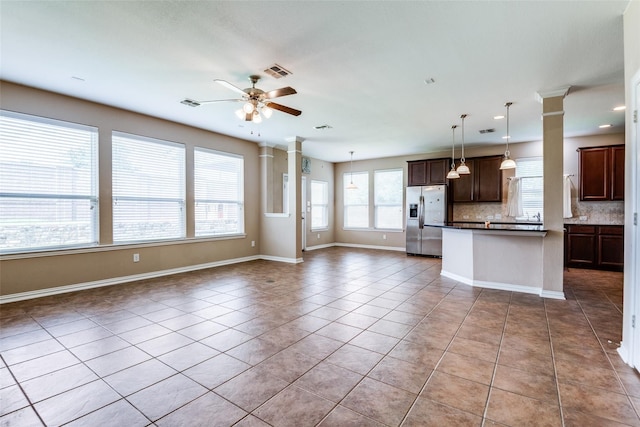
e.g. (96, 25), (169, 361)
(334, 243), (406, 252)
(304, 243), (336, 251)
(617, 342), (631, 366)
(1, 255), (265, 304)
(260, 255), (303, 264)
(441, 270), (566, 300)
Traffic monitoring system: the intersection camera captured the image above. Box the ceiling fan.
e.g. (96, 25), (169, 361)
(181, 75), (301, 123)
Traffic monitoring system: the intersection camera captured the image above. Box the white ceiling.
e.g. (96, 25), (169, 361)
(0, 1), (629, 162)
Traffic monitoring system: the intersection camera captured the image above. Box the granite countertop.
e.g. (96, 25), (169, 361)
(427, 221), (546, 232)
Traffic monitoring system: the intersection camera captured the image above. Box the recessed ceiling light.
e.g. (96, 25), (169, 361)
(599, 124), (612, 128)
(424, 78), (435, 85)
(493, 115), (504, 120)
(613, 106), (625, 111)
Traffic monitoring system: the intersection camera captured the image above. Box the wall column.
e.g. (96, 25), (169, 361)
(286, 136), (305, 261)
(538, 86), (570, 298)
(259, 143), (275, 214)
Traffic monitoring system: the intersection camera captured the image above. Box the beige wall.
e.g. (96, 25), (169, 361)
(0, 82), (261, 297)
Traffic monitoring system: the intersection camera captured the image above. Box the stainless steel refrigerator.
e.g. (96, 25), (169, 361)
(406, 185), (447, 256)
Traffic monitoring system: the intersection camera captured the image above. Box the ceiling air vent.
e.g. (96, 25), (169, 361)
(180, 98), (201, 107)
(264, 63), (292, 79)
(479, 128), (495, 134)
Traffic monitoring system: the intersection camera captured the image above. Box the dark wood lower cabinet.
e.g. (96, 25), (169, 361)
(565, 224), (623, 271)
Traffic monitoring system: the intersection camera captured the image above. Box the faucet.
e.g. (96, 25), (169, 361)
(534, 212), (541, 222)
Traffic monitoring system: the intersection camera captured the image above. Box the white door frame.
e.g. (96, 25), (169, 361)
(301, 176), (307, 251)
(620, 68), (640, 369)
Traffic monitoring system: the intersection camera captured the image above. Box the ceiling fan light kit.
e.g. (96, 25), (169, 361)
(183, 74), (301, 124)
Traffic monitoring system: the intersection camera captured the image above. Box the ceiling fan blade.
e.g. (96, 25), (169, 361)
(264, 86), (297, 99)
(214, 79), (247, 96)
(196, 99), (244, 105)
(267, 102), (302, 116)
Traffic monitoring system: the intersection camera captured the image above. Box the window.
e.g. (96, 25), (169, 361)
(0, 111), (98, 253)
(112, 132), (185, 243)
(374, 169), (403, 229)
(311, 180), (328, 229)
(516, 157), (543, 221)
(194, 148), (244, 236)
(343, 171), (369, 228)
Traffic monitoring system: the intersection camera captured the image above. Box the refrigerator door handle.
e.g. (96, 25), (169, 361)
(418, 195), (424, 228)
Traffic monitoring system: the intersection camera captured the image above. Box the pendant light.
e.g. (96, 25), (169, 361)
(446, 125), (460, 179)
(346, 151), (358, 189)
(500, 102), (516, 170)
(456, 114), (470, 175)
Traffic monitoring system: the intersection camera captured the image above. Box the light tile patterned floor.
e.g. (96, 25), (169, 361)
(0, 247), (637, 426)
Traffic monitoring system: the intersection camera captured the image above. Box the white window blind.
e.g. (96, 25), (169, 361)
(516, 157), (543, 221)
(112, 132), (185, 243)
(344, 171), (369, 228)
(311, 180), (328, 229)
(0, 110), (98, 253)
(374, 169), (403, 229)
(194, 148), (244, 236)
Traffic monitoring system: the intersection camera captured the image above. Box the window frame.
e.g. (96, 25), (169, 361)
(373, 168), (404, 230)
(515, 156), (544, 221)
(343, 171), (369, 229)
(0, 110), (99, 254)
(111, 131), (186, 244)
(193, 147), (245, 237)
(310, 180), (329, 231)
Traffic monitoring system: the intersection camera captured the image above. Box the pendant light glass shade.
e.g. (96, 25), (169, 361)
(500, 102), (516, 170)
(447, 125), (460, 179)
(457, 114), (470, 175)
(347, 151), (358, 189)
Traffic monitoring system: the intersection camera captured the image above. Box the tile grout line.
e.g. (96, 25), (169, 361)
(479, 290), (513, 427)
(544, 298), (566, 427)
(0, 353), (47, 427)
(570, 291), (640, 422)
(398, 283), (494, 426)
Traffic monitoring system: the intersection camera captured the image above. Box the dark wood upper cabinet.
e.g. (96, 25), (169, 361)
(452, 159), (474, 202)
(474, 156), (503, 202)
(611, 145), (625, 200)
(407, 158), (448, 186)
(578, 145), (624, 201)
(451, 155), (503, 202)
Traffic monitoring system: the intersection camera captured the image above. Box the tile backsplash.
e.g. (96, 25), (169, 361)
(452, 199), (624, 225)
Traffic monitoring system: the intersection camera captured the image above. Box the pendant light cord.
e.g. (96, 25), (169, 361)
(460, 114), (467, 163)
(505, 102), (512, 158)
(451, 125), (457, 169)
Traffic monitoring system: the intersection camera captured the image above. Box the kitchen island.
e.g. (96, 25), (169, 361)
(432, 223), (565, 299)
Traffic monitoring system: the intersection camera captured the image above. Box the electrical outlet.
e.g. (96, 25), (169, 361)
(317, 234), (320, 239)
(579, 216), (587, 221)
(463, 215), (469, 219)
(383, 234), (387, 240)
(251, 240), (255, 247)
(495, 214), (502, 220)
(133, 253), (140, 262)
(487, 215), (494, 220)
